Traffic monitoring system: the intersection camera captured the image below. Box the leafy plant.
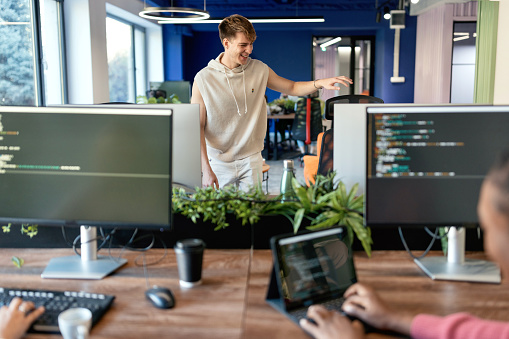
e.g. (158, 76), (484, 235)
(261, 172), (372, 256)
(2, 223), (38, 238)
(11, 256), (24, 268)
(136, 94), (181, 104)
(172, 184), (267, 230)
(172, 172), (372, 257)
(270, 98), (296, 110)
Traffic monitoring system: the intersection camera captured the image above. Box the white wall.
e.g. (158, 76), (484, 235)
(64, 0), (94, 104)
(493, 0), (509, 104)
(64, 0), (163, 104)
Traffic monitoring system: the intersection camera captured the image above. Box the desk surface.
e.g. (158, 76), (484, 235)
(267, 113), (295, 120)
(2, 249), (508, 339)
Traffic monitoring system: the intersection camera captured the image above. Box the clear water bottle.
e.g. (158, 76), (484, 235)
(280, 159), (296, 202)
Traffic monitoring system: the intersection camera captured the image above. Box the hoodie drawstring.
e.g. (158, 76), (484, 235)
(224, 65), (248, 116)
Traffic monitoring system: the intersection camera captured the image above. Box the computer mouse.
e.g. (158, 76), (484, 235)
(145, 286), (175, 309)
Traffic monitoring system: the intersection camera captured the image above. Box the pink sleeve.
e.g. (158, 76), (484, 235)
(411, 313), (509, 339)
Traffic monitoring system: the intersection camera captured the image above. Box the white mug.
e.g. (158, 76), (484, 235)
(58, 308), (92, 339)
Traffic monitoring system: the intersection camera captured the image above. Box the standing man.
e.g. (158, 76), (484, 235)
(192, 14), (352, 190)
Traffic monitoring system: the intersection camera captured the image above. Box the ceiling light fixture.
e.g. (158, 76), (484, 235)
(383, 7), (391, 20)
(453, 32), (470, 42)
(156, 16), (325, 24)
(139, 1), (210, 23)
(319, 37), (342, 51)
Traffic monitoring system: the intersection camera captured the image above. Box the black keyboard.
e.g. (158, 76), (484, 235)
(0, 287), (115, 334)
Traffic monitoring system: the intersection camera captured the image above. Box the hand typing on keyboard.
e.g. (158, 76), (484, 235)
(0, 297), (45, 339)
(0, 287), (115, 335)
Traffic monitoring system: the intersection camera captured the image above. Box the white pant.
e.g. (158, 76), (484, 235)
(209, 153), (263, 191)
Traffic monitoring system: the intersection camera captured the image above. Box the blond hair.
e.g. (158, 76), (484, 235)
(218, 14), (256, 44)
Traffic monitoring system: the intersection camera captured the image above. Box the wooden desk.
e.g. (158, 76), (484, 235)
(264, 113), (295, 160)
(1, 248), (250, 339)
(243, 251), (509, 339)
(2, 249), (509, 339)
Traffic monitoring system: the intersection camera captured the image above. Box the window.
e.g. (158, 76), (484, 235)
(106, 15), (147, 103)
(313, 36), (375, 103)
(0, 0), (66, 106)
(0, 0), (37, 106)
(450, 21), (477, 104)
(39, 0), (66, 105)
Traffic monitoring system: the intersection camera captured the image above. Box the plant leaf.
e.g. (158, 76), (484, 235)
(11, 256), (24, 268)
(293, 208), (305, 233)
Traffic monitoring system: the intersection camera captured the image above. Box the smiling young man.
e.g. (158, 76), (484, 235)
(192, 14), (352, 190)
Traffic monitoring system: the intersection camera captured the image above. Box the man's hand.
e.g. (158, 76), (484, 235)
(315, 76), (353, 90)
(0, 297), (45, 339)
(201, 166), (219, 189)
(300, 305), (364, 339)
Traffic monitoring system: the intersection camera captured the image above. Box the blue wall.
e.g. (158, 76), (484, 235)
(165, 9), (417, 103)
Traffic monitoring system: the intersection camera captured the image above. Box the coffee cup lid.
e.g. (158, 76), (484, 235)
(175, 238), (205, 249)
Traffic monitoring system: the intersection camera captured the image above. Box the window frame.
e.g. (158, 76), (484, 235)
(106, 13), (148, 102)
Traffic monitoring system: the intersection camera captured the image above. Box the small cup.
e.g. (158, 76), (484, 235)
(58, 307), (92, 339)
(174, 238), (205, 288)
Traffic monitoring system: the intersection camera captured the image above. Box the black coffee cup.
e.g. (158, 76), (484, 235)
(174, 238), (205, 288)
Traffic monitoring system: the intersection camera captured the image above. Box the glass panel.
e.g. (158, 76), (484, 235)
(314, 36), (374, 101)
(0, 0), (37, 106)
(354, 40), (371, 95)
(40, 0), (65, 105)
(314, 36), (351, 103)
(134, 27), (147, 100)
(451, 21), (477, 104)
(106, 17), (135, 103)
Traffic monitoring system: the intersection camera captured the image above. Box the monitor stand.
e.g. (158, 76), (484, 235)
(414, 227), (501, 284)
(41, 226), (127, 280)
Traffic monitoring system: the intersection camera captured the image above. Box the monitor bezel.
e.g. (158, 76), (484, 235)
(365, 104), (509, 228)
(0, 106), (173, 230)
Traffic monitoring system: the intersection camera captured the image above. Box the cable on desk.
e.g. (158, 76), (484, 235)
(70, 227), (119, 256)
(126, 232), (170, 292)
(62, 225), (168, 266)
(424, 226), (450, 240)
(398, 227), (441, 260)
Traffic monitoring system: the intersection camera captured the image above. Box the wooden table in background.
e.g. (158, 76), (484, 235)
(1, 249), (509, 339)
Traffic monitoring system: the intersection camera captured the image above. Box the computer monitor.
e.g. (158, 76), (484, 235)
(105, 104), (201, 191)
(54, 104), (202, 191)
(366, 105), (509, 283)
(150, 81), (191, 103)
(0, 106), (172, 279)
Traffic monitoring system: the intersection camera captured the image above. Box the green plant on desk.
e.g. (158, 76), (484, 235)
(173, 184), (267, 230)
(2, 223), (39, 238)
(262, 172), (371, 257)
(269, 98), (296, 113)
(172, 172), (372, 257)
(136, 94), (182, 104)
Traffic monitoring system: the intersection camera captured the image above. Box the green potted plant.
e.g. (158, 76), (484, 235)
(172, 172), (372, 257)
(2, 223), (39, 238)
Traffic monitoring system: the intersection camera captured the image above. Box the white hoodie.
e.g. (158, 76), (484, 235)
(194, 53), (269, 162)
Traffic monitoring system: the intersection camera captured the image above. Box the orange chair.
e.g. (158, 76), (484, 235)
(302, 132), (323, 186)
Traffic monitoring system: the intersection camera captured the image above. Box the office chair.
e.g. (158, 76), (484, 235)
(304, 94), (384, 183)
(323, 94), (384, 120)
(291, 95), (323, 157)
